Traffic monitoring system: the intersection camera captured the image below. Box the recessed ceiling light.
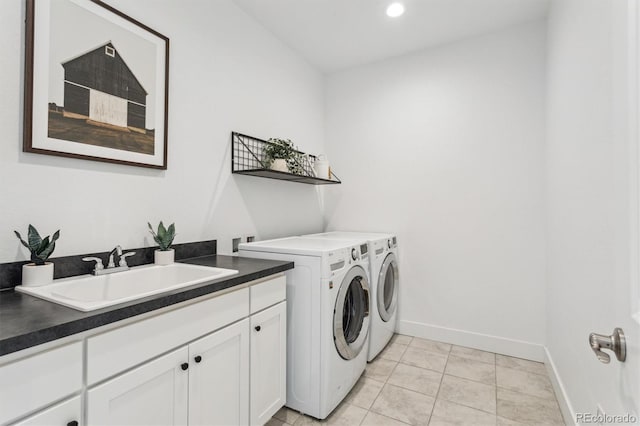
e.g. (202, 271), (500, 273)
(386, 3), (405, 18)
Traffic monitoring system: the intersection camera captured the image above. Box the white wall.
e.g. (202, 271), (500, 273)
(546, 0), (639, 420)
(0, 0), (325, 261)
(324, 21), (548, 359)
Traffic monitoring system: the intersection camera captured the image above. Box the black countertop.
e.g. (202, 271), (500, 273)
(0, 255), (293, 357)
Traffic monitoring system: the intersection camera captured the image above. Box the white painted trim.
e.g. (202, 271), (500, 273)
(544, 347), (577, 426)
(628, 0), (640, 323)
(397, 319), (545, 361)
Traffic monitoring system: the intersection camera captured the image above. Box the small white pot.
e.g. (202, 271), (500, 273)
(21, 262), (54, 287)
(155, 249), (175, 265)
(270, 159), (289, 173)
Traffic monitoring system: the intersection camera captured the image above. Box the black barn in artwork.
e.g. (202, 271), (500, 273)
(61, 42), (148, 132)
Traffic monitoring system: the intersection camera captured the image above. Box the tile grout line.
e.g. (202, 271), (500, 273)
(366, 339), (423, 425)
(364, 349), (400, 422)
(434, 349), (499, 418)
(436, 375), (500, 417)
(398, 359), (448, 376)
(372, 336), (415, 426)
(496, 383), (563, 403)
(497, 362), (554, 378)
(408, 341), (454, 359)
(427, 345), (451, 424)
(441, 355), (498, 387)
(359, 406), (413, 426)
(494, 365), (558, 401)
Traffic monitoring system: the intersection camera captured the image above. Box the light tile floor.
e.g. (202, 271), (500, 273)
(267, 334), (566, 426)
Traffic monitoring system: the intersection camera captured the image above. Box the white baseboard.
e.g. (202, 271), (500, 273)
(397, 319), (545, 362)
(544, 347), (576, 426)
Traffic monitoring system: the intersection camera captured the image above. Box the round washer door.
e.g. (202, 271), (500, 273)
(378, 253), (399, 322)
(334, 265), (370, 360)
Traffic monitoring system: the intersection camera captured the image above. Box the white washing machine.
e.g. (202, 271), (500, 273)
(238, 236), (371, 420)
(305, 232), (399, 362)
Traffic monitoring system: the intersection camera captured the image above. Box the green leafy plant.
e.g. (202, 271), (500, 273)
(14, 225), (60, 265)
(264, 138), (304, 175)
(148, 221), (176, 251)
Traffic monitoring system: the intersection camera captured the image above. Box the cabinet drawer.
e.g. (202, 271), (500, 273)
(11, 396), (81, 426)
(0, 342), (82, 425)
(250, 275), (286, 314)
(87, 287), (249, 385)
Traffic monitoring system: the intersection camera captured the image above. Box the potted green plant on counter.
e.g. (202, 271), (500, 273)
(14, 225), (60, 287)
(264, 138), (303, 174)
(148, 221), (176, 265)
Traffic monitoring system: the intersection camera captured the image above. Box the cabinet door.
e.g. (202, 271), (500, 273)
(250, 302), (286, 426)
(188, 319), (250, 426)
(11, 396), (81, 426)
(87, 347), (189, 426)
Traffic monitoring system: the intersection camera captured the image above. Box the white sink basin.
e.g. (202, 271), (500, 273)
(16, 263), (239, 312)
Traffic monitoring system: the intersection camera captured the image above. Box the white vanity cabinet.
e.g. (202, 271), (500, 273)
(87, 319), (253, 426)
(3, 272), (287, 426)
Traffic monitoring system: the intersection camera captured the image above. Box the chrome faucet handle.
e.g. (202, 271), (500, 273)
(82, 257), (104, 272)
(119, 252), (136, 267)
(589, 328), (626, 364)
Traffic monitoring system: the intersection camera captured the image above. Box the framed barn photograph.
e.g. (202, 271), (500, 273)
(24, 0), (169, 169)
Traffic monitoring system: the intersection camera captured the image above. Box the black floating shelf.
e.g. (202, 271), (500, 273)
(231, 132), (341, 185)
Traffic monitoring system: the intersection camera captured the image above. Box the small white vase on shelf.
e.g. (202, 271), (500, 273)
(155, 249), (175, 265)
(270, 159), (289, 173)
(21, 262), (54, 287)
(314, 155), (330, 179)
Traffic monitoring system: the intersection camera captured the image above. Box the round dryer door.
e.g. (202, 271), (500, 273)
(334, 265), (370, 360)
(378, 253), (399, 322)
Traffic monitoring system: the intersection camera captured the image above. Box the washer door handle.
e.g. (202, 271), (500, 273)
(363, 288), (370, 317)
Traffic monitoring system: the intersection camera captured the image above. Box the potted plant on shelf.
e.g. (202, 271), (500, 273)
(148, 221), (176, 265)
(14, 225), (60, 287)
(264, 138), (303, 174)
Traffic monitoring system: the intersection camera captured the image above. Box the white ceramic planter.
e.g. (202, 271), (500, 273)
(21, 262), (54, 287)
(155, 249), (175, 265)
(270, 159), (289, 173)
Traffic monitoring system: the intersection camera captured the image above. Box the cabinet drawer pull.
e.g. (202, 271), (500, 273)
(194, 355), (202, 363)
(255, 325), (261, 332)
(181, 362), (189, 371)
(67, 421), (79, 426)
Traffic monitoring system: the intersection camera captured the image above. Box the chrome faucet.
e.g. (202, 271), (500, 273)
(83, 245), (136, 276)
(107, 245), (122, 268)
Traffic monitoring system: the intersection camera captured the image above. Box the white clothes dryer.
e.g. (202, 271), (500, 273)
(238, 236), (371, 420)
(305, 231), (399, 362)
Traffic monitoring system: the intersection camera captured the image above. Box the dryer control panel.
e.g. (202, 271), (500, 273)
(325, 243), (369, 279)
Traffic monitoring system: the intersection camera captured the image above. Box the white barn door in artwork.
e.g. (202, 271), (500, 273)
(89, 89), (127, 128)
